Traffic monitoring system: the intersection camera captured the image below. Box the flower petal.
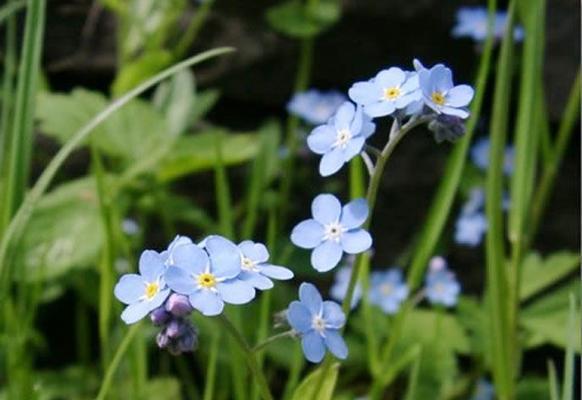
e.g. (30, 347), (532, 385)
(239, 241), (269, 263)
(440, 106), (470, 119)
(172, 243), (208, 275)
(364, 101), (396, 118)
(430, 65), (453, 92)
(342, 136), (365, 162)
(299, 282), (323, 314)
(348, 81), (381, 106)
(311, 194), (342, 225)
(291, 219), (324, 249)
(324, 329), (348, 360)
(341, 229), (372, 254)
(446, 84), (474, 107)
(165, 266), (197, 295)
(322, 301), (345, 329)
(319, 147), (345, 177)
(189, 290), (224, 316)
(333, 101), (356, 131)
(375, 67), (406, 88)
(121, 301), (153, 324)
(138, 250), (165, 281)
(206, 235), (241, 279)
(239, 271), (274, 290)
(340, 198), (369, 229)
(258, 264), (294, 280)
(287, 301), (312, 333)
(307, 125), (336, 155)
(302, 331), (326, 363)
(311, 240), (343, 272)
(217, 279), (256, 304)
(114, 274), (145, 304)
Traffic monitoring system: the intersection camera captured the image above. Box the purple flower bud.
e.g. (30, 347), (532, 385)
(165, 293), (193, 317)
(158, 318), (199, 355)
(150, 307), (170, 326)
(166, 319), (184, 339)
(428, 114), (466, 143)
(156, 331), (170, 348)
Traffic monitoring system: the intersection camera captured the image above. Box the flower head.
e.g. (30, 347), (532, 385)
(455, 212), (488, 246)
(330, 263), (362, 309)
(286, 283), (348, 363)
(424, 257), (461, 307)
(291, 194), (372, 272)
(470, 137), (514, 175)
(164, 236), (255, 316)
(349, 67), (421, 118)
(237, 240), (294, 290)
(114, 250), (171, 324)
(417, 62), (474, 119)
(452, 7), (524, 43)
(288, 89), (347, 125)
(369, 268), (409, 314)
(307, 101), (376, 176)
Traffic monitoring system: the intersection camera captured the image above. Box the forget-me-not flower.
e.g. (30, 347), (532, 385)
(288, 89), (347, 125)
(114, 250), (171, 324)
(307, 101), (376, 176)
(161, 235), (193, 266)
(369, 268), (409, 314)
(237, 240), (294, 290)
(165, 236), (255, 316)
(424, 256), (461, 307)
(455, 212), (488, 246)
(452, 7), (524, 43)
(348, 67), (421, 118)
(286, 282), (348, 363)
(470, 137), (514, 175)
(417, 62), (474, 119)
(291, 194), (372, 272)
(330, 264), (362, 309)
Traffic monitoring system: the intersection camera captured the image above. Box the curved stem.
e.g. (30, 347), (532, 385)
(218, 315), (274, 400)
(252, 330), (295, 353)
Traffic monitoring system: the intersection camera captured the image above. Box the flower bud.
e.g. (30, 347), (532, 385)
(150, 307), (170, 326)
(165, 293), (193, 317)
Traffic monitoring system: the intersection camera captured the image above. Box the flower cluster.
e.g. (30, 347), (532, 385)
(452, 6), (524, 43)
(114, 235), (293, 354)
(423, 256), (461, 307)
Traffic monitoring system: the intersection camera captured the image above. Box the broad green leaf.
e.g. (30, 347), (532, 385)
(152, 69), (195, 136)
(156, 130), (261, 182)
(112, 50), (173, 96)
(291, 362), (339, 400)
(15, 177), (103, 282)
(266, 0), (340, 39)
(189, 89), (220, 124)
(520, 251), (580, 300)
(407, 340), (457, 400)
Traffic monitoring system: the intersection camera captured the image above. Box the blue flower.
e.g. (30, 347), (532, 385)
(164, 236), (255, 316)
(287, 89), (347, 125)
(348, 67), (421, 118)
(417, 62), (474, 119)
(237, 240), (294, 290)
(307, 101), (375, 176)
(470, 137), (514, 175)
(455, 212), (487, 246)
(114, 250), (171, 324)
(424, 257), (461, 307)
(471, 379), (495, 400)
(369, 268), (409, 314)
(452, 7), (524, 43)
(291, 194), (372, 272)
(161, 235), (193, 266)
(330, 263), (362, 309)
(286, 282), (348, 363)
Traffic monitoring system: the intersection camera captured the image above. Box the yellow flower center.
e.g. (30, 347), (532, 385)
(144, 281), (160, 300)
(383, 87), (401, 100)
(431, 91), (446, 106)
(197, 273), (217, 288)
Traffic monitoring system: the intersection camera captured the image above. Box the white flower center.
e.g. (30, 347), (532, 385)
(312, 315), (326, 333)
(323, 221), (344, 242)
(334, 128), (352, 149)
(241, 256), (258, 272)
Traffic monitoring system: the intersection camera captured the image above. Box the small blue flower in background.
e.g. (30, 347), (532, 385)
(288, 89), (347, 125)
(307, 101), (376, 176)
(237, 240), (294, 290)
(452, 7), (524, 43)
(114, 250), (171, 324)
(455, 212), (488, 246)
(330, 262), (362, 309)
(121, 218), (140, 236)
(424, 256), (461, 307)
(417, 62), (474, 119)
(348, 67), (421, 118)
(470, 137), (514, 175)
(165, 236), (255, 316)
(286, 282), (348, 363)
(291, 194), (372, 272)
(369, 268), (409, 314)
(471, 379), (495, 400)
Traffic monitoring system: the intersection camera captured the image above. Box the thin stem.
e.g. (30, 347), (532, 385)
(252, 330), (295, 353)
(203, 331), (221, 400)
(360, 152), (375, 176)
(218, 315), (274, 400)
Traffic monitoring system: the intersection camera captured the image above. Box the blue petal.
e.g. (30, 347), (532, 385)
(206, 236), (241, 279)
(333, 102), (355, 131)
(165, 266), (197, 295)
(340, 198), (369, 229)
(259, 264), (294, 280)
(342, 136), (365, 162)
(349, 106), (364, 135)
(319, 147), (345, 177)
(364, 101), (396, 118)
(138, 250), (165, 282)
(430, 65), (453, 92)
(307, 125), (335, 155)
(299, 282), (323, 315)
(291, 219), (324, 249)
(217, 279), (256, 304)
(238, 240), (269, 263)
(239, 271), (274, 290)
(311, 193), (342, 225)
(149, 288), (171, 310)
(348, 81), (381, 106)
(374, 67), (405, 88)
(114, 274), (145, 304)
(322, 301), (345, 329)
(311, 240), (343, 272)
(446, 85), (474, 107)
(441, 106), (470, 119)
(302, 331), (326, 363)
(324, 329), (348, 359)
(287, 301), (312, 333)
(172, 243), (208, 275)
(121, 301), (153, 324)
(360, 120), (376, 138)
(341, 229), (372, 254)
(189, 290), (224, 316)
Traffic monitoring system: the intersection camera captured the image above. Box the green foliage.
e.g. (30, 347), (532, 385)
(112, 50), (173, 96)
(520, 251), (580, 300)
(291, 362), (339, 400)
(266, 0), (340, 39)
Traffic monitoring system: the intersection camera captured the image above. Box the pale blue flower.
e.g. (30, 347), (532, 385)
(121, 218), (139, 235)
(288, 89), (347, 125)
(237, 240), (294, 290)
(424, 256), (460, 307)
(455, 212), (487, 246)
(307, 101), (376, 176)
(114, 250), (171, 324)
(161, 235), (193, 266)
(418, 62), (474, 119)
(330, 264), (362, 309)
(286, 282), (348, 363)
(470, 137), (514, 175)
(291, 194), (372, 272)
(452, 7), (524, 43)
(165, 236), (255, 316)
(369, 268), (408, 314)
(348, 67), (421, 118)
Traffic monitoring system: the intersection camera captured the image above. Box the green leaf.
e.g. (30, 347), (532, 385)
(15, 177), (103, 282)
(112, 50), (173, 97)
(156, 130), (261, 182)
(520, 251), (580, 300)
(291, 362), (339, 400)
(152, 69), (195, 136)
(266, 0), (340, 39)
(516, 377), (550, 400)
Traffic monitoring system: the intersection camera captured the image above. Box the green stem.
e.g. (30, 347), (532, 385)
(203, 331), (221, 400)
(218, 315), (274, 400)
(174, 0), (214, 58)
(252, 330), (295, 353)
